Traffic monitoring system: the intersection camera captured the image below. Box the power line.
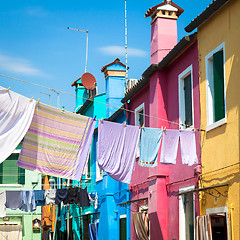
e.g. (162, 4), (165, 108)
(0, 73), (204, 131)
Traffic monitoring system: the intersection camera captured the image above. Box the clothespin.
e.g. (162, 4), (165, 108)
(93, 115), (96, 121)
(30, 97), (34, 102)
(124, 121), (127, 127)
(142, 124), (145, 128)
(161, 126), (163, 130)
(37, 98), (40, 104)
(164, 127), (166, 131)
(139, 124), (141, 129)
(100, 118), (103, 123)
(6, 87), (10, 91)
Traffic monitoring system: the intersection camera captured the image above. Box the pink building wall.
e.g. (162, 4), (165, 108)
(129, 41), (200, 240)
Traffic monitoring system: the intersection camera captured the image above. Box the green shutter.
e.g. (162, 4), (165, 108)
(18, 167), (25, 185)
(120, 218), (127, 240)
(184, 74), (193, 127)
(0, 163), (3, 184)
(3, 154), (18, 184)
(213, 50), (225, 122)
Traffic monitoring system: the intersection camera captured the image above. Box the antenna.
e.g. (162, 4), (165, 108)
(125, 0), (128, 89)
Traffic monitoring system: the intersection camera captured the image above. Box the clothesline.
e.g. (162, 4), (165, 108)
(0, 74), (204, 131)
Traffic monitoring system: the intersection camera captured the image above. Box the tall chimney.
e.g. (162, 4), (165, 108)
(101, 58), (127, 118)
(145, 0), (184, 64)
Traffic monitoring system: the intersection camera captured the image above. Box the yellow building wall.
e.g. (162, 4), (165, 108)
(197, 0), (240, 239)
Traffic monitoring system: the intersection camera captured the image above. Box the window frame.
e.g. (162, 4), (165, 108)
(178, 65), (194, 130)
(135, 103), (145, 127)
(205, 42), (227, 132)
(179, 185), (195, 240)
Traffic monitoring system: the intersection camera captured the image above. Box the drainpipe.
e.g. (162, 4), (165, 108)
(230, 204), (234, 240)
(126, 190), (131, 240)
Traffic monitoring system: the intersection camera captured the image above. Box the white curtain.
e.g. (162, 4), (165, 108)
(195, 215), (212, 240)
(0, 224), (22, 240)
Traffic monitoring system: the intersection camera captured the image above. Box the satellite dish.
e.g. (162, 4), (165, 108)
(81, 72), (96, 90)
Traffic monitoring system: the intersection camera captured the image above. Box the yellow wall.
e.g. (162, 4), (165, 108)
(197, 0), (240, 239)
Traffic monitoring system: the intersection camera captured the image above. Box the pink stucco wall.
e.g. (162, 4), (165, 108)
(129, 40), (200, 240)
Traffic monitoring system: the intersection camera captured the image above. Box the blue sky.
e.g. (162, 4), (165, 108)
(0, 0), (213, 111)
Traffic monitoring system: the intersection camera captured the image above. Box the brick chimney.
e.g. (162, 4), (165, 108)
(145, 0), (184, 64)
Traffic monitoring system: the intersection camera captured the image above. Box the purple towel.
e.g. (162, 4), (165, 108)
(160, 129), (180, 164)
(97, 120), (140, 184)
(160, 129), (198, 166)
(180, 130), (198, 166)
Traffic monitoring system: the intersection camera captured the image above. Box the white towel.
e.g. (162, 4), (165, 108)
(0, 86), (36, 163)
(0, 191), (6, 217)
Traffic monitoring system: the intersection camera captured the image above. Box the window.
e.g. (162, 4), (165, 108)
(179, 65), (194, 129)
(96, 162), (103, 182)
(206, 43), (226, 131)
(83, 155), (91, 180)
(0, 153), (25, 185)
(179, 186), (195, 240)
(119, 214), (127, 240)
(135, 103), (145, 126)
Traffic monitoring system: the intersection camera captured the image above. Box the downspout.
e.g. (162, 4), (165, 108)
(126, 189), (131, 240)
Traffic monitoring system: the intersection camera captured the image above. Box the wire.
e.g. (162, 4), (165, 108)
(0, 73), (204, 131)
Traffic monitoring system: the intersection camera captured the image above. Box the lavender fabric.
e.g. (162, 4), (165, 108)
(97, 120), (140, 184)
(180, 130), (198, 166)
(160, 129), (180, 164)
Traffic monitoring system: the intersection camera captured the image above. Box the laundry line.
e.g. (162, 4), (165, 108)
(0, 74), (204, 131)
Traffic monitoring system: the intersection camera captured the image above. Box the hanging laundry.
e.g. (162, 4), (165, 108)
(0, 86), (36, 164)
(68, 187), (79, 204)
(0, 190), (6, 217)
(17, 102), (96, 180)
(97, 120), (140, 184)
(34, 190), (45, 206)
(160, 129), (198, 166)
(78, 187), (90, 207)
(138, 127), (163, 167)
(55, 188), (68, 205)
(5, 191), (22, 210)
(132, 212), (149, 240)
(45, 189), (56, 205)
(179, 130), (198, 166)
(89, 222), (98, 240)
(20, 190), (36, 212)
(160, 129), (180, 164)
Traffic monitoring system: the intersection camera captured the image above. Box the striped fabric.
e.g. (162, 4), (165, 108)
(0, 224), (22, 240)
(17, 103), (95, 180)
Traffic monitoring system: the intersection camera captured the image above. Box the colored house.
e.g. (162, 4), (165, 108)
(185, 0), (240, 238)
(71, 58), (131, 240)
(0, 143), (42, 240)
(121, 1), (201, 239)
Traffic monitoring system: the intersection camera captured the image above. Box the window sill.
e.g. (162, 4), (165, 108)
(0, 184), (23, 187)
(96, 177), (103, 183)
(206, 118), (227, 132)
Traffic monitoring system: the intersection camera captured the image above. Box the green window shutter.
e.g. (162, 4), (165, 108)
(18, 167), (25, 185)
(0, 163), (3, 184)
(213, 50), (225, 122)
(184, 74), (193, 127)
(120, 218), (127, 240)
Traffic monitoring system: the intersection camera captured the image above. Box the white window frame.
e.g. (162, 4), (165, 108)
(135, 103), (145, 126)
(178, 65), (194, 130)
(205, 42), (227, 132)
(96, 162), (103, 182)
(179, 185), (195, 240)
(206, 206), (230, 240)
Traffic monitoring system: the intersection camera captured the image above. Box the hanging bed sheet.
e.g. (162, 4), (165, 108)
(17, 103), (95, 180)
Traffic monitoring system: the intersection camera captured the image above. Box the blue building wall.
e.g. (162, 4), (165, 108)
(71, 59), (131, 240)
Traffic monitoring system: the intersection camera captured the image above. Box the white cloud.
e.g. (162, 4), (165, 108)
(0, 53), (44, 76)
(25, 7), (49, 17)
(99, 45), (147, 57)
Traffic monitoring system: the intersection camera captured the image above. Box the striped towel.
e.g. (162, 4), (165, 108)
(17, 103), (96, 180)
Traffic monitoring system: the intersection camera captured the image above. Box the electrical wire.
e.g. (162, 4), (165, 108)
(0, 73), (204, 131)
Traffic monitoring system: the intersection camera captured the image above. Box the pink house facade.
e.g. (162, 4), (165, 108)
(122, 1), (201, 239)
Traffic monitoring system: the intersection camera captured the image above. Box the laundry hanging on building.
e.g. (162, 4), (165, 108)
(97, 120), (141, 184)
(160, 129), (198, 166)
(138, 127), (163, 167)
(17, 102), (96, 180)
(20, 190), (36, 212)
(0, 86), (36, 164)
(0, 190), (6, 217)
